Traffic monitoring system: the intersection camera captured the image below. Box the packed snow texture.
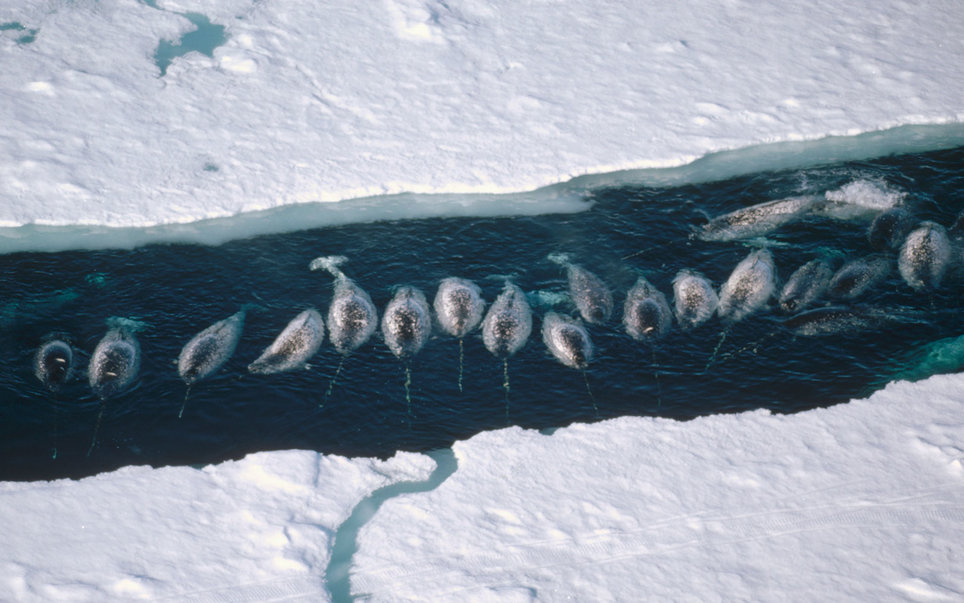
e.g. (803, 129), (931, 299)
(353, 374), (964, 600)
(1, 374), (961, 601)
(0, 450), (435, 600)
(1, 0), (963, 235)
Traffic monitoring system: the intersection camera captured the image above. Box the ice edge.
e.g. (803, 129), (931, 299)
(2, 123), (963, 255)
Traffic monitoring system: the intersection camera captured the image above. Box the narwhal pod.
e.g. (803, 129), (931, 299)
(89, 324), (141, 400)
(34, 336), (74, 393)
(248, 308), (325, 374)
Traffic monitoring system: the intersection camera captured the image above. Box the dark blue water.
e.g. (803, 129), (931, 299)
(2, 146), (962, 481)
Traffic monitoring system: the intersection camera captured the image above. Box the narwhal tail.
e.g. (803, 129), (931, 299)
(309, 255), (348, 280)
(547, 252), (572, 268)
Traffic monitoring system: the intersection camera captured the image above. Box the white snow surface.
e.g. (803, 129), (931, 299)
(1, 0), (963, 241)
(1, 450), (436, 601)
(355, 374), (964, 601)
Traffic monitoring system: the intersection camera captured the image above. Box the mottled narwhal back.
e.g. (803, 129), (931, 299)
(717, 249), (777, 324)
(672, 270), (719, 330)
(381, 286), (432, 359)
(622, 276), (672, 342)
(248, 308), (325, 374)
(89, 326), (141, 400)
(548, 253), (613, 325)
(177, 310), (246, 385)
(311, 256), (378, 355)
(482, 281), (532, 358)
(783, 306), (895, 337)
(542, 312), (593, 370)
(828, 255), (891, 300)
(868, 207), (916, 251)
(434, 277), (485, 339)
(35, 337), (74, 392)
(697, 195), (819, 242)
(779, 258), (834, 313)
(898, 221), (952, 291)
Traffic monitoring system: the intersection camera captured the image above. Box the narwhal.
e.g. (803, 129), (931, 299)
(868, 206), (916, 251)
(433, 277), (485, 392)
(548, 253), (613, 325)
(827, 255), (891, 301)
(310, 256), (378, 403)
(672, 269), (719, 330)
(783, 305), (902, 337)
(778, 258), (834, 313)
(542, 312), (598, 417)
(622, 276), (673, 406)
(706, 248), (777, 370)
(35, 337), (74, 393)
(696, 195), (820, 242)
(35, 335), (75, 459)
(898, 221), (952, 291)
(248, 308), (325, 374)
(623, 276), (672, 342)
(381, 286), (432, 414)
(482, 280), (532, 422)
(88, 320), (142, 456)
(176, 309), (246, 417)
(717, 305), (909, 366)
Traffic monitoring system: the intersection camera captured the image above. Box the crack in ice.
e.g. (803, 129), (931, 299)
(325, 448), (458, 602)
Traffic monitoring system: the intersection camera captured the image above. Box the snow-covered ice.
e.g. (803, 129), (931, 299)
(1, 0), (963, 599)
(1, 450), (435, 600)
(353, 375), (964, 601)
(2, 0), (964, 249)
